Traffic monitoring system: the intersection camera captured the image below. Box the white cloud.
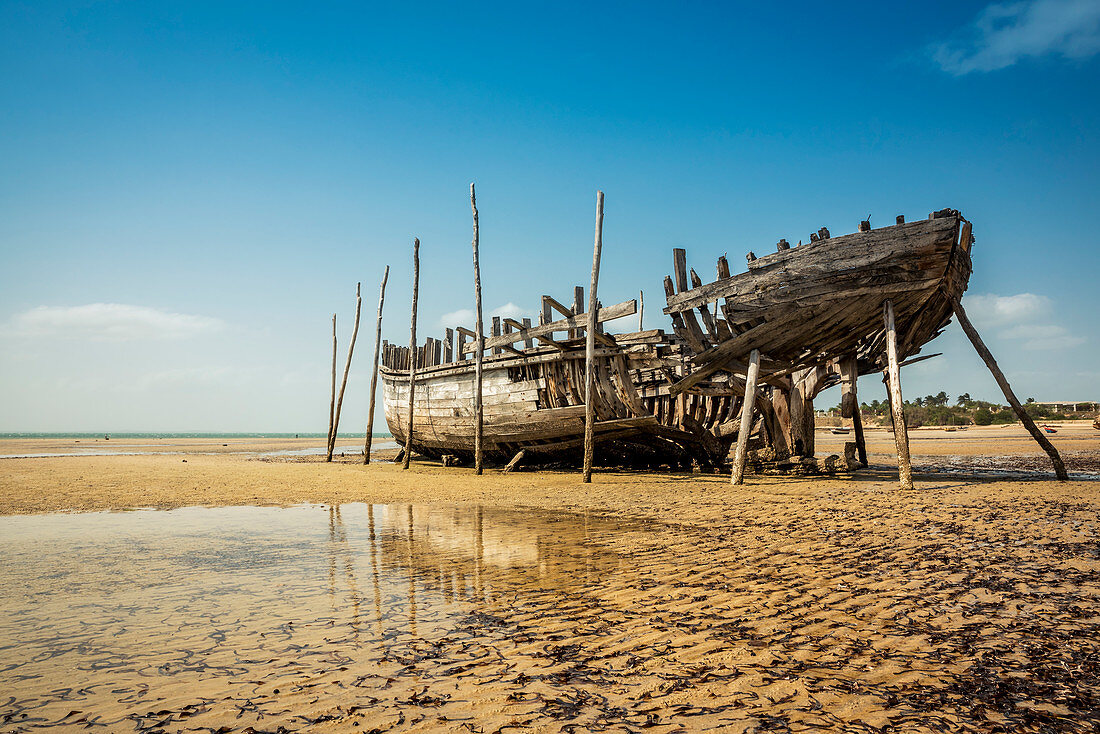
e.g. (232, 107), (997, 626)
(964, 292), (1083, 351)
(439, 308), (475, 328)
(490, 302), (526, 320)
(933, 0), (1100, 74)
(5, 303), (224, 341)
(964, 292), (1051, 326)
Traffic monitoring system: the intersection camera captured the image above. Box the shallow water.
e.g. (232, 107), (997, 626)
(2, 501), (1098, 732)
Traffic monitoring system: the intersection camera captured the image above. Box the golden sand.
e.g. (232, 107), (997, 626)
(1, 426), (1098, 732)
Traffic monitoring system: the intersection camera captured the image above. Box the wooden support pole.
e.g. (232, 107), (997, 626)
(471, 183), (485, 475)
(522, 317), (532, 350)
(731, 349), (761, 485)
(883, 299), (913, 489)
(582, 190), (604, 483)
(639, 289), (644, 331)
(839, 355), (867, 466)
(491, 316), (501, 355)
(329, 282), (362, 461)
(402, 239), (420, 470)
(951, 297), (1068, 480)
(364, 266), (389, 464)
(327, 313), (337, 462)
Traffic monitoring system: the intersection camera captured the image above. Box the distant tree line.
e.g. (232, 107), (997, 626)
(833, 393), (1098, 428)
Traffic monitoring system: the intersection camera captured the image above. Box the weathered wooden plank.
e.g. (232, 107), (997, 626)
(666, 217), (959, 313)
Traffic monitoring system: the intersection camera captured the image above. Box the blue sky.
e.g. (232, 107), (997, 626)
(1, 0), (1097, 431)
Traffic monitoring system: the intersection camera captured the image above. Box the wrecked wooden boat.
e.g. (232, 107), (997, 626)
(380, 296), (743, 468)
(662, 209), (974, 464)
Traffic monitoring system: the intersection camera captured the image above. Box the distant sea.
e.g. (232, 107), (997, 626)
(0, 432), (393, 439)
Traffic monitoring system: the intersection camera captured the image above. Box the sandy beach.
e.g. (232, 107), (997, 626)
(2, 425), (1098, 732)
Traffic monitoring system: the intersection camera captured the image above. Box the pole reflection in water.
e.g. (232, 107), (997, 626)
(0, 503), (666, 732)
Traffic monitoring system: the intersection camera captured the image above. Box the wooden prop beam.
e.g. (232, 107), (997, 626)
(582, 190), (605, 483)
(402, 239), (420, 470)
(471, 184), (485, 475)
(951, 297), (1068, 480)
(364, 266), (389, 464)
(731, 349), (760, 485)
(329, 282), (362, 461)
(883, 299), (913, 489)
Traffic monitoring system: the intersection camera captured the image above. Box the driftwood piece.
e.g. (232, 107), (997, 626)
(326, 313), (337, 462)
(951, 297), (1068, 480)
(329, 282), (362, 461)
(364, 267), (389, 464)
(583, 190), (605, 483)
(884, 299), (913, 489)
(731, 349), (760, 485)
(403, 239), (420, 470)
(471, 183), (485, 475)
(502, 449), (525, 473)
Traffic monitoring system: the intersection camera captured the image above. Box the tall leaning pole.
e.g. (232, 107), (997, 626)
(363, 266), (389, 464)
(582, 190), (605, 483)
(471, 184), (485, 475)
(402, 239), (420, 470)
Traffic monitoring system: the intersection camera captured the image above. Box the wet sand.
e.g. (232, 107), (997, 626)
(1, 426), (1098, 732)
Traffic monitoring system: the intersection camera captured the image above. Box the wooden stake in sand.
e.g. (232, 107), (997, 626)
(402, 239), (420, 471)
(731, 349), (760, 485)
(471, 183), (485, 475)
(883, 299), (914, 489)
(951, 296), (1068, 480)
(582, 190), (605, 483)
(328, 283), (362, 462)
(326, 313), (337, 462)
(363, 266), (390, 465)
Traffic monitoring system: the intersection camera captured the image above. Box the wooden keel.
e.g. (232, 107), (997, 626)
(731, 349), (760, 485)
(883, 299), (914, 489)
(364, 266), (389, 464)
(582, 190), (605, 483)
(403, 239), (420, 470)
(951, 296), (1068, 480)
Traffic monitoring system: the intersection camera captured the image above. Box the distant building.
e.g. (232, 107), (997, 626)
(1032, 401), (1097, 413)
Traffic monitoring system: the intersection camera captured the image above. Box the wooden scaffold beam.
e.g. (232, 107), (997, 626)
(471, 183), (485, 475)
(883, 299), (914, 489)
(951, 296), (1068, 480)
(402, 239), (420, 470)
(582, 190), (605, 483)
(363, 266), (389, 464)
